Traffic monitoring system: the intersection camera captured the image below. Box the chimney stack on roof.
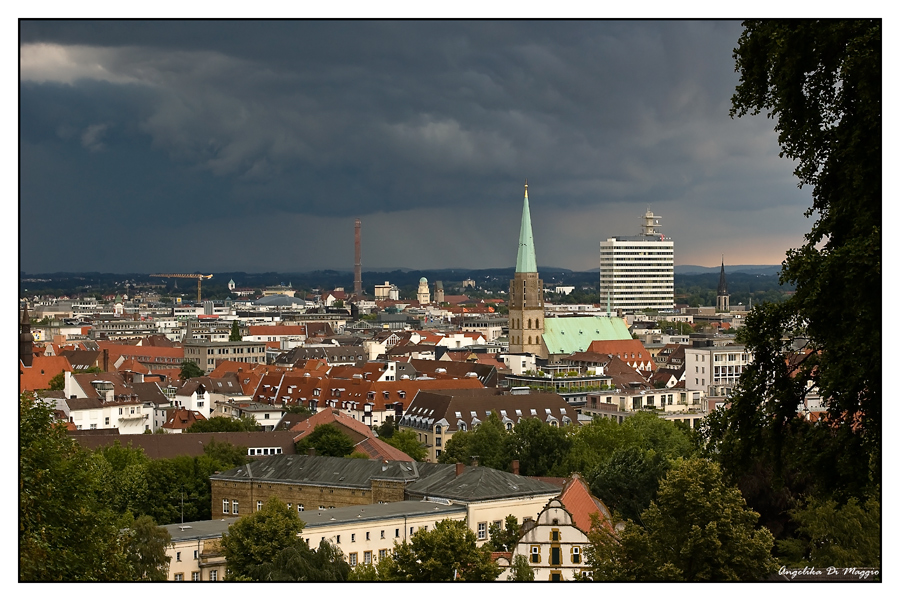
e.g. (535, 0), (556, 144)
(511, 459), (520, 475)
(456, 462), (465, 477)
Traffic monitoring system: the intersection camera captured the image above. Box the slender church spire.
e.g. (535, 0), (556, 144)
(717, 256), (728, 296)
(515, 181), (538, 273)
(716, 257), (730, 313)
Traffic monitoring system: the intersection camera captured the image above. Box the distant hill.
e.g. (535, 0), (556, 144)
(675, 264), (782, 276)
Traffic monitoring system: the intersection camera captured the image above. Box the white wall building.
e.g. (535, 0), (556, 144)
(599, 210), (674, 313)
(684, 345), (752, 396)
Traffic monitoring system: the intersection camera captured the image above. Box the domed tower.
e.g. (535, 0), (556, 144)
(508, 181), (545, 356)
(716, 257), (730, 313)
(20, 302), (34, 367)
(417, 277), (431, 305)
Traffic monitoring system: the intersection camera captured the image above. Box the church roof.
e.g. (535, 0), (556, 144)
(541, 316), (632, 356)
(515, 183), (538, 273)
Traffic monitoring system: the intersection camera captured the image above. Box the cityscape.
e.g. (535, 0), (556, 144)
(19, 20), (880, 583)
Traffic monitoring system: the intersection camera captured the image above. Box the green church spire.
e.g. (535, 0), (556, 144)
(515, 181), (538, 273)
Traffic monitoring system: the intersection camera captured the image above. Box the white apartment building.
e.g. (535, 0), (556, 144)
(684, 345), (752, 397)
(599, 210), (674, 314)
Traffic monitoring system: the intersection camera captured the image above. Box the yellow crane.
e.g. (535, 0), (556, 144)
(151, 273), (213, 302)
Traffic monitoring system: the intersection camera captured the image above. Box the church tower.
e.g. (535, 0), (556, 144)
(20, 302), (34, 367)
(509, 182), (545, 355)
(716, 258), (730, 313)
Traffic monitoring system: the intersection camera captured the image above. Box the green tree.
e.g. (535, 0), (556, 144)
(221, 497), (306, 580)
(229, 320), (242, 341)
(122, 515), (172, 581)
(777, 493), (880, 569)
(504, 417), (571, 477)
(590, 447), (670, 524)
(19, 394), (132, 580)
(294, 423), (356, 458)
(713, 20), (880, 503)
(375, 416), (396, 439)
(201, 438), (249, 467)
(587, 457), (777, 581)
(384, 519), (502, 581)
(179, 360), (205, 379)
(47, 370), (65, 390)
(507, 554), (535, 581)
(246, 539), (351, 582)
(486, 515), (520, 553)
(381, 429), (426, 461)
(438, 412), (510, 469)
(186, 414), (258, 433)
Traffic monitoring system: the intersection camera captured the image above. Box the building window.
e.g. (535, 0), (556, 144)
(257, 501), (263, 511)
(336, 535), (341, 544)
(193, 550), (199, 560)
(366, 531), (370, 541)
(364, 551), (372, 564)
(381, 530), (385, 539)
(191, 571), (200, 581)
(223, 499), (229, 514)
(531, 546), (541, 564)
(572, 547), (581, 564)
(351, 533), (356, 542)
(349, 553), (357, 567)
(176, 551), (181, 562)
(104, 417), (110, 426)
(298, 504), (304, 512)
(395, 528), (400, 538)
(551, 529), (559, 541)
(232, 500), (239, 515)
(436, 437), (442, 447)
(209, 570), (218, 581)
(174, 573), (184, 581)
(550, 547), (561, 566)
(435, 424), (442, 434)
(379, 549), (387, 560)
(477, 522), (487, 540)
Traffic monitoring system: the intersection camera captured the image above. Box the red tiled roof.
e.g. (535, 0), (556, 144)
(19, 356), (74, 392)
(586, 339), (657, 370)
(558, 474), (613, 533)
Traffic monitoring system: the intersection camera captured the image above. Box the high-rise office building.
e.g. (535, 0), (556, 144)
(599, 210), (674, 314)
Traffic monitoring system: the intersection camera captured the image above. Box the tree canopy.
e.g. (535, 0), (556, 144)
(221, 496), (306, 580)
(229, 319), (242, 341)
(294, 423), (356, 457)
(186, 414), (258, 433)
(587, 457), (777, 581)
(711, 20), (880, 502)
(382, 519), (502, 582)
(179, 360), (205, 379)
(380, 428), (427, 461)
(19, 394), (170, 581)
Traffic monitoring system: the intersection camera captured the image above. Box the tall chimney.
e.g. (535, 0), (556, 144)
(103, 348), (109, 372)
(354, 218), (362, 296)
(456, 462), (465, 477)
(511, 460), (520, 475)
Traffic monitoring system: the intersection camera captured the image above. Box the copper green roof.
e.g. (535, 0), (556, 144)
(515, 183), (538, 273)
(541, 316), (633, 355)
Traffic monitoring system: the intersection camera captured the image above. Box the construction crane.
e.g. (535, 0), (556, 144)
(150, 273), (213, 302)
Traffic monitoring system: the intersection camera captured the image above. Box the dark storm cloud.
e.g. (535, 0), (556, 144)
(19, 20), (811, 272)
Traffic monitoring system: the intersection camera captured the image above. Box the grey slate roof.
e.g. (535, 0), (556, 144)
(210, 454), (562, 503)
(300, 500), (466, 529)
(210, 455), (428, 488)
(163, 517), (239, 542)
(405, 465), (563, 502)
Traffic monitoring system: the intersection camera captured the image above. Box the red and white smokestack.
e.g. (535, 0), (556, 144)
(354, 218), (362, 296)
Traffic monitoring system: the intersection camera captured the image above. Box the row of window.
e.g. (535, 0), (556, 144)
(172, 569), (218, 581)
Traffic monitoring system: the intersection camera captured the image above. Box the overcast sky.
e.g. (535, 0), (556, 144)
(19, 19), (815, 274)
